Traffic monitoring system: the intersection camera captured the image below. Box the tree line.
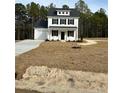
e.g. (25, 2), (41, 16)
(15, 0), (108, 40)
(76, 0), (108, 40)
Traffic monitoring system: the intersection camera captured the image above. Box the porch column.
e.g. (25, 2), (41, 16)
(58, 30), (61, 40)
(65, 31), (67, 41)
(74, 30), (76, 41)
(76, 29), (78, 40)
(48, 29), (51, 40)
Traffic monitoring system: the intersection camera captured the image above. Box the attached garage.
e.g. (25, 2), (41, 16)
(34, 19), (48, 40)
(34, 28), (48, 40)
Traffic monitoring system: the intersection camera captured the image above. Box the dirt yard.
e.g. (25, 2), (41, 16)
(16, 66), (107, 93)
(16, 89), (41, 93)
(15, 40), (108, 80)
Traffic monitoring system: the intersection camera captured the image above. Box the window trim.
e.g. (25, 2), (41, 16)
(52, 19), (58, 24)
(60, 19), (66, 24)
(68, 31), (74, 37)
(68, 19), (74, 25)
(52, 30), (58, 36)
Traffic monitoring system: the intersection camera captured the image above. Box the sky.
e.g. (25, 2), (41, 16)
(16, 0), (108, 14)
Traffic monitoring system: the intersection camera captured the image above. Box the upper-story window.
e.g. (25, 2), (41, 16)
(57, 10), (70, 16)
(52, 19), (58, 24)
(60, 19), (66, 24)
(68, 19), (74, 25)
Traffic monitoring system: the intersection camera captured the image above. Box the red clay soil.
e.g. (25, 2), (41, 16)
(15, 41), (108, 80)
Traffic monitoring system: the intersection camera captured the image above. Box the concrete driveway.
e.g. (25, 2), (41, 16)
(15, 40), (44, 56)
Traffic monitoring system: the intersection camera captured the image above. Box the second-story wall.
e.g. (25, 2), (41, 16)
(48, 17), (79, 28)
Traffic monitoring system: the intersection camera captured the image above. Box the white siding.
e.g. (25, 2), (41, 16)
(66, 31), (76, 41)
(48, 17), (79, 27)
(48, 30), (77, 41)
(48, 17), (79, 41)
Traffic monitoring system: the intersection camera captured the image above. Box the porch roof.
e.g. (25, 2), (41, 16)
(49, 26), (77, 30)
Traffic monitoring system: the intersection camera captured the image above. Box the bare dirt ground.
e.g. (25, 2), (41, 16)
(85, 38), (108, 40)
(15, 39), (108, 93)
(16, 89), (41, 93)
(16, 40), (108, 80)
(16, 66), (107, 93)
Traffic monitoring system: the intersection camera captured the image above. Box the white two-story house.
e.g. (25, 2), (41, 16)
(34, 8), (79, 41)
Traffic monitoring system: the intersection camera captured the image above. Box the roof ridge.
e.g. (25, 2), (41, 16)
(53, 8), (75, 10)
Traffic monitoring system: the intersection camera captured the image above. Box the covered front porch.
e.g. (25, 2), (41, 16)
(48, 26), (78, 41)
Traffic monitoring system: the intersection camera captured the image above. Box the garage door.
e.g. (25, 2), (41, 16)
(34, 28), (48, 40)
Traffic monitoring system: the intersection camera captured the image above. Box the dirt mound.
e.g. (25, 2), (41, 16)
(16, 66), (107, 93)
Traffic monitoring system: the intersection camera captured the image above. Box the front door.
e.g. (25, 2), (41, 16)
(61, 32), (65, 40)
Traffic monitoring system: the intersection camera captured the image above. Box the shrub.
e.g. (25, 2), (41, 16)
(45, 39), (49, 41)
(72, 40), (76, 42)
(76, 40), (82, 42)
(72, 45), (81, 49)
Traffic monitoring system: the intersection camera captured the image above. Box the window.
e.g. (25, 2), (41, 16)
(62, 12), (64, 14)
(59, 12), (61, 14)
(68, 31), (74, 37)
(68, 19), (74, 25)
(66, 12), (68, 14)
(52, 19), (58, 24)
(60, 19), (66, 24)
(52, 30), (58, 36)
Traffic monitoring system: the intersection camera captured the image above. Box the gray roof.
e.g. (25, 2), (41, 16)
(48, 8), (80, 17)
(49, 26), (77, 28)
(34, 19), (48, 28)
